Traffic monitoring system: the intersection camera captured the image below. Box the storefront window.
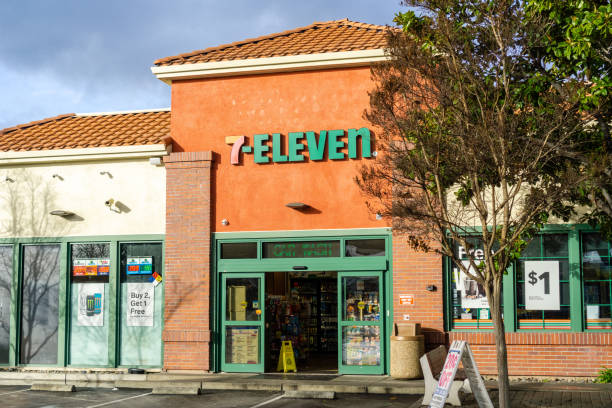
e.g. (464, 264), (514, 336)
(342, 326), (380, 366)
(0, 246), (12, 364)
(225, 326), (260, 364)
(262, 241), (340, 258)
(450, 239), (495, 330)
(20, 244), (60, 364)
(119, 242), (163, 366)
(516, 234), (570, 330)
(226, 278), (261, 321)
(221, 242), (257, 259)
(342, 277), (380, 321)
(69, 243), (110, 366)
(583, 232), (612, 330)
(345, 239), (385, 257)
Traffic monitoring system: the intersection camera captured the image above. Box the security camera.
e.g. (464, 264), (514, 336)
(105, 199), (115, 207)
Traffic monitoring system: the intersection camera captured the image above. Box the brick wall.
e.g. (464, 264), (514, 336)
(392, 233), (444, 335)
(450, 332), (612, 377)
(163, 151), (213, 371)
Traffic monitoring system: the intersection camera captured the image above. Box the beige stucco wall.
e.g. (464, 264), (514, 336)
(0, 158), (165, 238)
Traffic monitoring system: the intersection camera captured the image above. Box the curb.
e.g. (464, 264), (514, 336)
(152, 385), (201, 395)
(30, 383), (76, 392)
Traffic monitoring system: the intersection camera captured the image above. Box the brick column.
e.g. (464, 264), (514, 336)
(163, 151), (213, 371)
(392, 233), (445, 347)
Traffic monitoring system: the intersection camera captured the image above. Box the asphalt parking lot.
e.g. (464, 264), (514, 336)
(0, 385), (421, 408)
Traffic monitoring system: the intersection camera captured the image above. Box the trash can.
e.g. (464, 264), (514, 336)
(390, 323), (425, 379)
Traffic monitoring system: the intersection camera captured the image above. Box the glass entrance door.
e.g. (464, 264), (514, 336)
(221, 273), (264, 372)
(338, 271), (384, 374)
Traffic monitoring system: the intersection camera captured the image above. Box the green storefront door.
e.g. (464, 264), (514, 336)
(221, 273), (265, 372)
(338, 271), (384, 374)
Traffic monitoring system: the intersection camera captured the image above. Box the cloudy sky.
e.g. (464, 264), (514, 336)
(0, 1), (403, 130)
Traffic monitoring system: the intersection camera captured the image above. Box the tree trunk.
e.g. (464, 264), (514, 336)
(487, 277), (511, 408)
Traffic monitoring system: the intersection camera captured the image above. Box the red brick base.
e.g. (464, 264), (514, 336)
(163, 152), (213, 371)
(450, 332), (612, 377)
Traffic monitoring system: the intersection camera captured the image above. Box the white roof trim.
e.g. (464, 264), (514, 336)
(151, 49), (388, 83)
(76, 108), (170, 117)
(0, 144), (171, 166)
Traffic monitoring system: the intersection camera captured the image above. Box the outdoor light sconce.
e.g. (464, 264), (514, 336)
(50, 210), (75, 217)
(149, 157), (162, 166)
(426, 285), (437, 292)
(286, 202), (309, 209)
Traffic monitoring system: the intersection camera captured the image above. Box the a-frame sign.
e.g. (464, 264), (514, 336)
(429, 340), (494, 408)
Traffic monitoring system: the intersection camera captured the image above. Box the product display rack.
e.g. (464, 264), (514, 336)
(319, 279), (338, 353)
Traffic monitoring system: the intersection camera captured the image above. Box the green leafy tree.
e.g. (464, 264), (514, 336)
(524, 0), (611, 238)
(358, 1), (600, 406)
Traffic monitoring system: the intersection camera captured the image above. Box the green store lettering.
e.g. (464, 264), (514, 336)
(240, 128), (372, 164)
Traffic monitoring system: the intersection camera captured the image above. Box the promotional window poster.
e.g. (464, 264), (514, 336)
(454, 260), (489, 309)
(77, 283), (104, 326)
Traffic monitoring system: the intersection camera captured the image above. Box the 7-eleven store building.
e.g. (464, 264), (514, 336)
(0, 19), (609, 378)
(153, 19), (612, 377)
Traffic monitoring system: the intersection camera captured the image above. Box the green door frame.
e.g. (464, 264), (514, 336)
(337, 271), (385, 375)
(220, 272), (265, 373)
(213, 228), (392, 375)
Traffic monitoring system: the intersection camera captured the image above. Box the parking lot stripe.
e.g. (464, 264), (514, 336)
(248, 394), (284, 408)
(85, 392), (152, 408)
(0, 389), (27, 396)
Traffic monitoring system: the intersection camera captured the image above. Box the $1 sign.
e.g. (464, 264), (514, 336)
(524, 261), (559, 310)
(528, 271), (550, 295)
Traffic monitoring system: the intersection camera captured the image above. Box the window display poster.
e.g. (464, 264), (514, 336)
(73, 259), (110, 276)
(524, 260), (560, 310)
(126, 282), (154, 326)
(454, 260), (489, 309)
(126, 257), (153, 275)
(77, 283), (104, 326)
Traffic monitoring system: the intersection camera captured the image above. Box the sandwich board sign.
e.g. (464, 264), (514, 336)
(429, 340), (493, 408)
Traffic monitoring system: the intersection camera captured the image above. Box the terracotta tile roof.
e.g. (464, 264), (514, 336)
(0, 109), (170, 152)
(155, 19), (390, 66)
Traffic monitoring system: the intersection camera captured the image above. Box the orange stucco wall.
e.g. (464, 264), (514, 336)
(170, 67), (387, 232)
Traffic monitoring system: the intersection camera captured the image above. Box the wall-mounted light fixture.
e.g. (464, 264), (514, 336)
(50, 210), (75, 217)
(149, 157), (162, 166)
(221, 219), (229, 226)
(286, 202), (309, 209)
(426, 285), (437, 292)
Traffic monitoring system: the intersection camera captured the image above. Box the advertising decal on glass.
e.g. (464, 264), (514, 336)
(126, 257), (153, 275)
(77, 283), (104, 326)
(524, 260), (560, 310)
(454, 260), (489, 309)
(73, 259), (110, 276)
(126, 282), (154, 326)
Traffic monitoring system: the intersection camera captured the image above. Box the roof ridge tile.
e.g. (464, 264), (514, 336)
(154, 19), (391, 67)
(1, 113), (75, 135)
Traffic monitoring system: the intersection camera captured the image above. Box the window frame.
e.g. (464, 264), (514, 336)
(444, 225), (599, 333)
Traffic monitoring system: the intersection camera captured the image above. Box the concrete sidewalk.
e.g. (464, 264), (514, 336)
(1, 369), (611, 399)
(0, 370), (425, 394)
